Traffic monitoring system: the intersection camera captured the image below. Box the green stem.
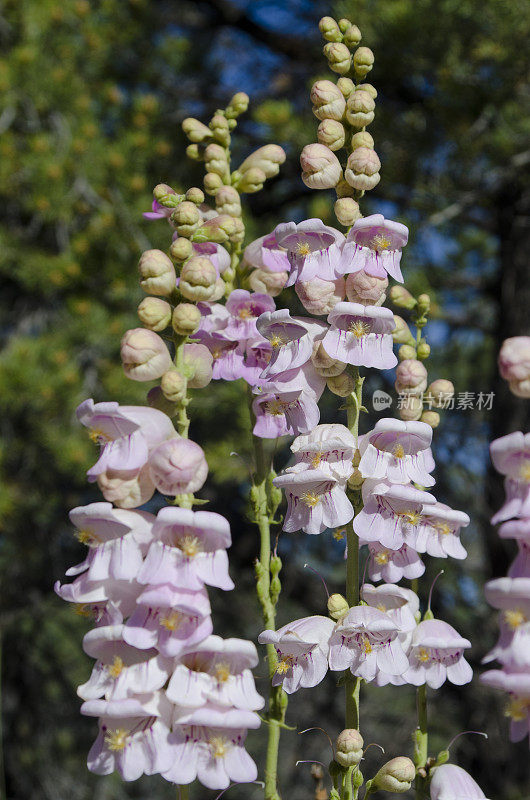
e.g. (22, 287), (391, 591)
(173, 333), (191, 438)
(247, 388), (285, 800)
(0, 633), (5, 800)
(414, 684), (428, 799)
(177, 786), (189, 800)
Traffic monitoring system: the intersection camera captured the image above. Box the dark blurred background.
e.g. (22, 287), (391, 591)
(1, 0), (530, 798)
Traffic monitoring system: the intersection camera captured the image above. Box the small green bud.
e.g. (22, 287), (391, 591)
(390, 285), (417, 309)
(435, 749), (450, 766)
(328, 593), (349, 621)
(334, 197), (361, 226)
(417, 293), (431, 315)
(417, 341), (431, 360)
(160, 369), (187, 403)
(185, 187), (205, 205)
(137, 297), (172, 332)
(179, 256), (218, 301)
(270, 575), (281, 602)
(153, 184), (181, 206)
(399, 344), (417, 361)
(238, 144), (286, 179)
(172, 200), (200, 228)
(204, 143), (229, 178)
(426, 379), (454, 407)
(338, 18), (351, 33)
(319, 16), (342, 42)
(327, 372), (355, 397)
(353, 46), (375, 78)
(237, 166), (266, 193)
(186, 143), (201, 161)
(317, 119), (345, 152)
(351, 131), (375, 150)
(323, 42), (352, 75)
(421, 410), (440, 428)
(392, 315), (416, 346)
(335, 177), (356, 198)
(423, 607), (434, 620)
(210, 113), (230, 146)
(172, 303), (202, 336)
(337, 77), (355, 98)
(373, 757), (415, 793)
(356, 82), (377, 99)
(138, 249), (177, 296)
(343, 23), (362, 47)
(329, 791), (340, 800)
(182, 117), (212, 143)
(225, 91), (249, 118)
(203, 172), (224, 196)
(270, 554), (282, 576)
(170, 237), (193, 263)
(345, 90), (375, 127)
(215, 185), (241, 215)
(192, 214), (238, 244)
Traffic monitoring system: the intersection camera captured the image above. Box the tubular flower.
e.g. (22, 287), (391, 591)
(256, 310), (327, 380)
(482, 577), (530, 664)
(258, 616), (335, 693)
(411, 502), (470, 559)
(429, 764), (489, 799)
(490, 432), (530, 523)
(273, 469), (354, 535)
(322, 302), (397, 369)
(358, 418), (435, 486)
(353, 481), (436, 549)
(289, 423), (357, 481)
(499, 518), (530, 577)
(481, 635), (530, 744)
(342, 214), (408, 282)
(360, 584), (419, 632)
(275, 219), (347, 286)
(360, 540), (425, 584)
(403, 619), (472, 689)
(243, 232), (291, 273)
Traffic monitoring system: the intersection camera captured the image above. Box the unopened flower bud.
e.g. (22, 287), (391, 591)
(343, 23), (362, 47)
(323, 42), (352, 75)
(395, 359), (428, 396)
(346, 89), (375, 128)
(185, 187), (205, 205)
(335, 177), (355, 198)
(97, 466), (154, 510)
(389, 285), (417, 309)
(310, 80), (346, 121)
(182, 343), (213, 388)
(337, 77), (355, 98)
(186, 144), (201, 161)
(215, 185), (241, 215)
(203, 172), (224, 196)
(147, 386), (178, 417)
(149, 437), (208, 496)
(204, 143), (229, 178)
(210, 114), (230, 145)
(335, 729), (364, 767)
(171, 240), (193, 266)
(311, 341), (346, 377)
(328, 593), (349, 621)
(210, 277), (227, 302)
(417, 293), (431, 315)
(317, 119), (345, 151)
(138, 249), (177, 296)
(237, 167), (267, 193)
(398, 344), (417, 361)
(296, 277), (345, 315)
(345, 147), (381, 191)
(499, 336), (530, 397)
(327, 372), (355, 396)
(356, 83), (377, 99)
(226, 91), (249, 118)
(172, 201), (200, 237)
(193, 214), (239, 244)
(301, 143), (342, 189)
(421, 410), (440, 428)
(121, 328), (172, 382)
(319, 16), (342, 42)
(353, 46), (374, 77)
(351, 131), (375, 150)
(153, 183), (177, 203)
(392, 315), (416, 346)
(137, 297), (172, 332)
(182, 117), (212, 143)
(398, 395), (423, 421)
(238, 144), (286, 179)
(179, 256), (218, 301)
(417, 341), (431, 360)
(248, 268), (288, 297)
(346, 270), (387, 305)
(160, 369), (187, 403)
(426, 379), (454, 407)
(172, 303), (202, 336)
(335, 197), (361, 226)
(373, 757), (415, 793)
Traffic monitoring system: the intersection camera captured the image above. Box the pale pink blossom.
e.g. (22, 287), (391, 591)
(258, 615), (334, 693)
(358, 418), (435, 486)
(411, 502), (469, 559)
(243, 232), (291, 273)
(342, 214), (408, 282)
(121, 328), (173, 382)
(123, 584), (212, 657)
(167, 635), (264, 710)
(345, 270), (388, 305)
(403, 619), (472, 689)
(289, 423), (357, 481)
(96, 465), (156, 510)
(78, 624), (172, 700)
(273, 469), (354, 535)
(481, 635), (530, 744)
(430, 764), (488, 800)
(328, 606), (409, 682)
(54, 574), (142, 626)
(87, 714), (175, 781)
(66, 503), (154, 582)
(482, 577), (530, 664)
(499, 518), (530, 577)
(360, 584), (419, 632)
(295, 276), (346, 316)
(322, 302), (397, 369)
(275, 219), (347, 285)
(353, 481), (436, 549)
(256, 310), (327, 380)
(138, 507), (233, 592)
(499, 336), (530, 397)
(360, 540), (425, 584)
(490, 432), (530, 522)
(223, 290), (275, 341)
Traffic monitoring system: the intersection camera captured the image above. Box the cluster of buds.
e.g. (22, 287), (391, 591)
(390, 287), (454, 426)
(299, 16), (381, 228)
